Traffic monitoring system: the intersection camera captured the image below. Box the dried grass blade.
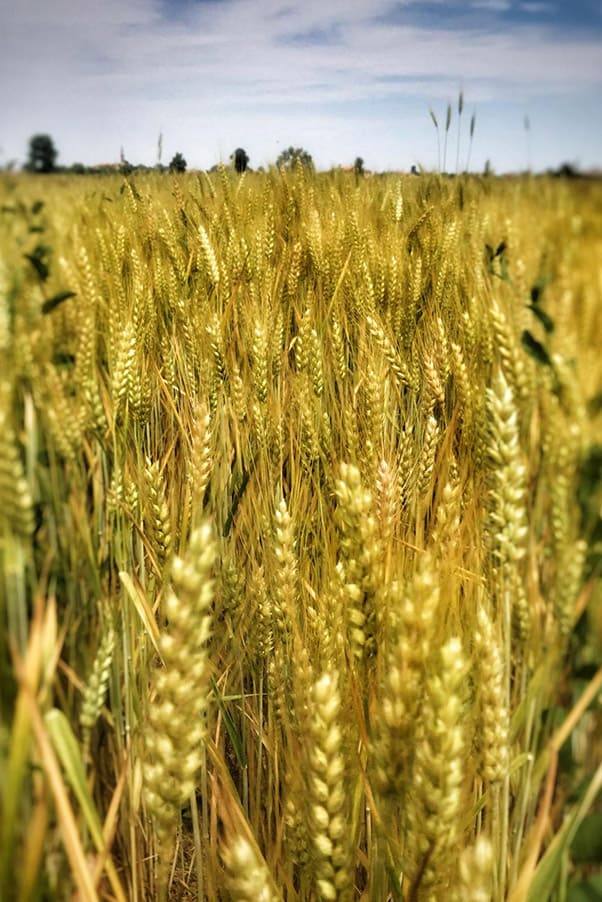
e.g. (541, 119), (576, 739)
(119, 571), (161, 656)
(25, 692), (98, 902)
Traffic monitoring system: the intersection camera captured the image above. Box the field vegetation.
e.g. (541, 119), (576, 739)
(1, 166), (601, 900)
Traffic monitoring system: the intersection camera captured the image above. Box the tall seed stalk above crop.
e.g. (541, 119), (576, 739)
(456, 89), (464, 174)
(429, 108), (441, 172)
(443, 102), (452, 173)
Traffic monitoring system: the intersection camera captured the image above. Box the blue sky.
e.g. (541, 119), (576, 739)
(1, 0), (601, 172)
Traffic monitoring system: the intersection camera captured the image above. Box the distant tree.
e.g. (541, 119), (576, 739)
(233, 148), (249, 173)
(26, 134), (58, 173)
(353, 157), (365, 176)
(70, 163), (86, 175)
(169, 152), (187, 173)
(554, 162), (580, 179)
(276, 146), (313, 170)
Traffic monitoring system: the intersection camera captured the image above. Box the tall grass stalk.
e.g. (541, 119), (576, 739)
(456, 90), (464, 174)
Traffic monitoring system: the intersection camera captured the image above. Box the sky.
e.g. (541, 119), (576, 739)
(1, 0), (601, 173)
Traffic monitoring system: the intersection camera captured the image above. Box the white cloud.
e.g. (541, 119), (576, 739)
(520, 2), (554, 13)
(472, 0), (512, 11)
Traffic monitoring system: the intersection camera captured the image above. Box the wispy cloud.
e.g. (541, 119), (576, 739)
(519, 2), (554, 12)
(472, 0), (512, 11)
(277, 24), (344, 47)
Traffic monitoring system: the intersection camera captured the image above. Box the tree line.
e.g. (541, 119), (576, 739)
(21, 134), (338, 176)
(16, 131), (593, 181)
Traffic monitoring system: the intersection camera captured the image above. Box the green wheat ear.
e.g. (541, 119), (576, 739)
(222, 835), (282, 902)
(80, 617), (115, 762)
(0, 401), (35, 539)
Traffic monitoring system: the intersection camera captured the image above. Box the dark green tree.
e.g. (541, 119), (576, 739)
(353, 156), (364, 176)
(169, 152), (187, 173)
(232, 148), (249, 173)
(276, 146), (313, 170)
(26, 134), (58, 173)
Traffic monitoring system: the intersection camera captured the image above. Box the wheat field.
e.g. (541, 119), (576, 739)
(1, 166), (601, 901)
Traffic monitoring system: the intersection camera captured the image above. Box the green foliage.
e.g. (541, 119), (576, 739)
(41, 290), (77, 315)
(566, 875), (602, 901)
(577, 443), (602, 575)
(486, 239), (511, 282)
(528, 304), (555, 334)
(530, 276), (548, 305)
(587, 393), (602, 416)
(527, 764), (602, 902)
(571, 813), (602, 864)
(521, 329), (553, 367)
(23, 244), (52, 282)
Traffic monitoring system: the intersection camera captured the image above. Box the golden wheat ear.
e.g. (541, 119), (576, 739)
(142, 520), (216, 878)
